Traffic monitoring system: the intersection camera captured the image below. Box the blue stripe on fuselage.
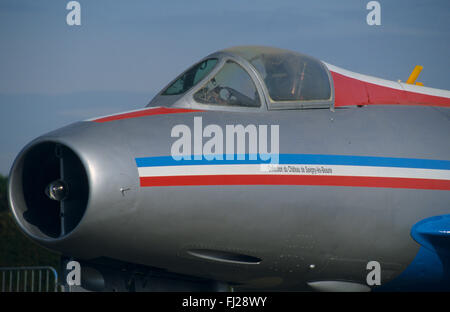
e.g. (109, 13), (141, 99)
(135, 154), (450, 170)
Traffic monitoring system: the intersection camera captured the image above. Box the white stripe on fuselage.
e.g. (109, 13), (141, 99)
(138, 164), (450, 180)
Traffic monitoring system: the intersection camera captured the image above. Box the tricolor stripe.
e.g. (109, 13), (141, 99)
(90, 106), (203, 123)
(135, 154), (450, 190)
(136, 154), (450, 169)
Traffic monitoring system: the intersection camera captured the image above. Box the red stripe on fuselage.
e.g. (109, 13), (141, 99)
(330, 71), (450, 108)
(92, 107), (203, 123)
(140, 175), (450, 190)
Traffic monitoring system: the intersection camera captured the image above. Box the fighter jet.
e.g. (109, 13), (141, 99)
(7, 46), (450, 291)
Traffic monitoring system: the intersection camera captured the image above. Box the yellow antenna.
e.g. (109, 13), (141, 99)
(406, 65), (423, 85)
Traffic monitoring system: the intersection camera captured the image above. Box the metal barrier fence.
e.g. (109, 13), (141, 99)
(0, 266), (59, 292)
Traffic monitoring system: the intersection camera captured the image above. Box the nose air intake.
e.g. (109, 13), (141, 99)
(9, 142), (89, 240)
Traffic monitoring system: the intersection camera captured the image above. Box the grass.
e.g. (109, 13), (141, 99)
(0, 174), (61, 269)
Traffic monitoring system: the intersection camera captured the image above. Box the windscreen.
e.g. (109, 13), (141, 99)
(194, 60), (260, 107)
(162, 58), (218, 96)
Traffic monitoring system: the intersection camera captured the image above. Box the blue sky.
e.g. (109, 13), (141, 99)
(0, 0), (449, 174)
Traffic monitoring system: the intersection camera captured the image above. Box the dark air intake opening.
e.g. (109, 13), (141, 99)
(21, 142), (89, 238)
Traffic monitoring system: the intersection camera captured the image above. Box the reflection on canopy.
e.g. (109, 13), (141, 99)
(224, 46), (331, 102)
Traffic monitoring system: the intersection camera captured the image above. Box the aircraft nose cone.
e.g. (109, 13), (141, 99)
(45, 180), (69, 201)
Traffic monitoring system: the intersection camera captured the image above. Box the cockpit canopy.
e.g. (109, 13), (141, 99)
(149, 46), (333, 110)
(224, 46), (331, 103)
